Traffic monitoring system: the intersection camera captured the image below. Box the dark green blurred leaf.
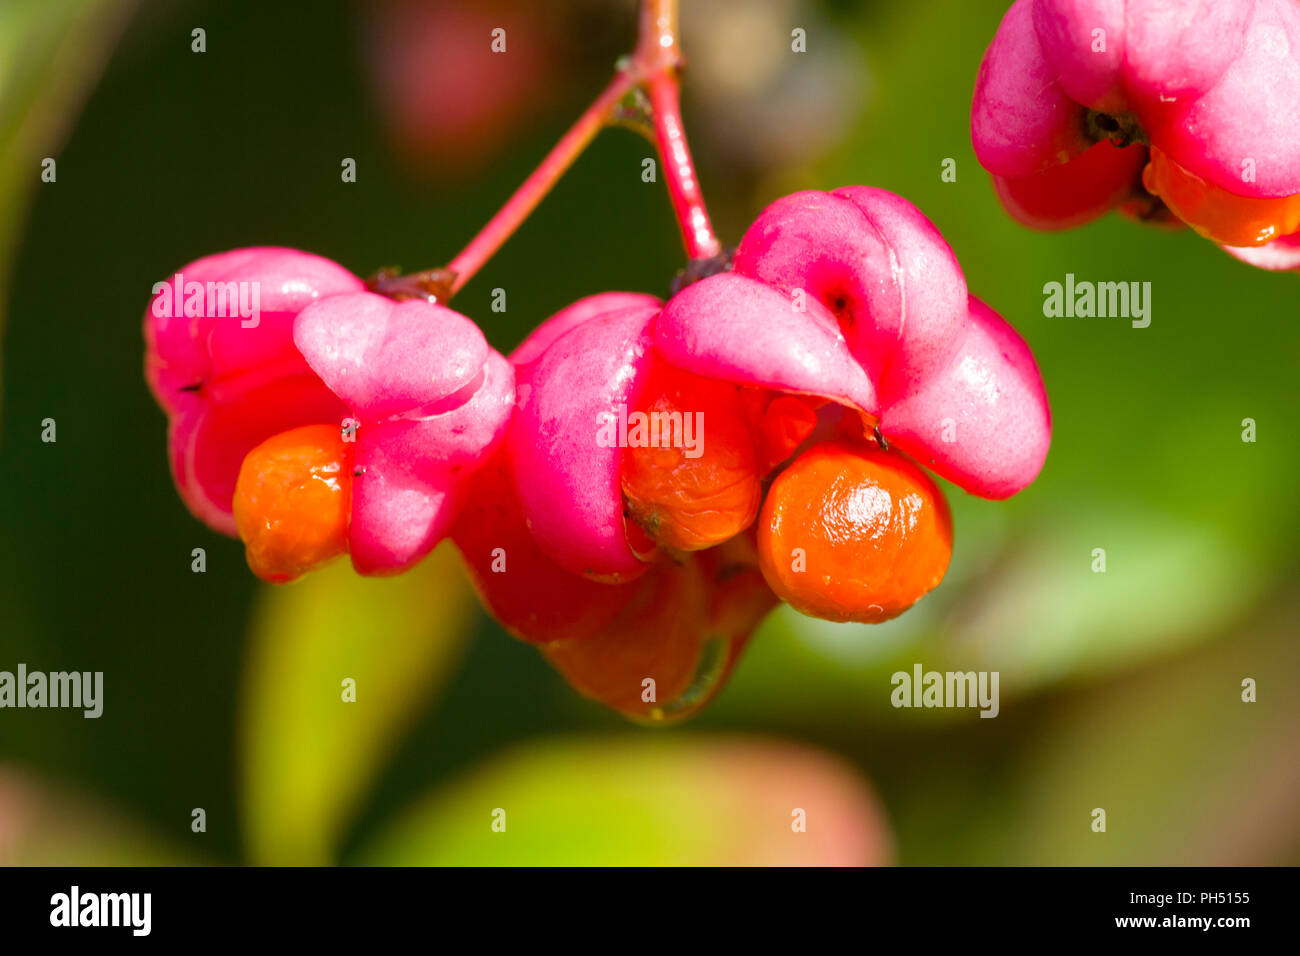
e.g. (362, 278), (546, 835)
(956, 598), (1300, 864)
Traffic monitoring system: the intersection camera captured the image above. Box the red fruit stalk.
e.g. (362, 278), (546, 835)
(441, 0), (719, 295)
(442, 70), (640, 297)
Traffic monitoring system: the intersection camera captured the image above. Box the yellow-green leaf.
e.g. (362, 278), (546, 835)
(357, 735), (893, 866)
(240, 544), (474, 865)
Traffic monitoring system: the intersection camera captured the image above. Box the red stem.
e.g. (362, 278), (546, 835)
(445, 68), (638, 297)
(441, 0), (718, 297)
(646, 70), (721, 260)
(635, 0), (720, 260)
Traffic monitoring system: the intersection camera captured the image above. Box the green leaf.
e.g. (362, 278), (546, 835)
(957, 601), (1300, 864)
(357, 735), (893, 865)
(240, 544), (474, 865)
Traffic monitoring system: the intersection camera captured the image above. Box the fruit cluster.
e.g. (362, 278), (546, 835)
(144, 187), (1051, 720)
(145, 249), (515, 582)
(972, 0), (1300, 270)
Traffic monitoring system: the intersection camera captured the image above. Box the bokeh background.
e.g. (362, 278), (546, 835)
(1, 0), (1296, 865)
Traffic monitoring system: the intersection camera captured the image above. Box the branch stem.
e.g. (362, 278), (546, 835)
(438, 0), (718, 298)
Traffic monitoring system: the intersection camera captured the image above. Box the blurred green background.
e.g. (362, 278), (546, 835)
(0, 0), (1296, 866)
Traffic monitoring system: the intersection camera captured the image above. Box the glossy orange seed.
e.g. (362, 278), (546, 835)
(621, 368), (762, 552)
(1143, 145), (1300, 247)
(232, 424), (352, 583)
(757, 439), (952, 624)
